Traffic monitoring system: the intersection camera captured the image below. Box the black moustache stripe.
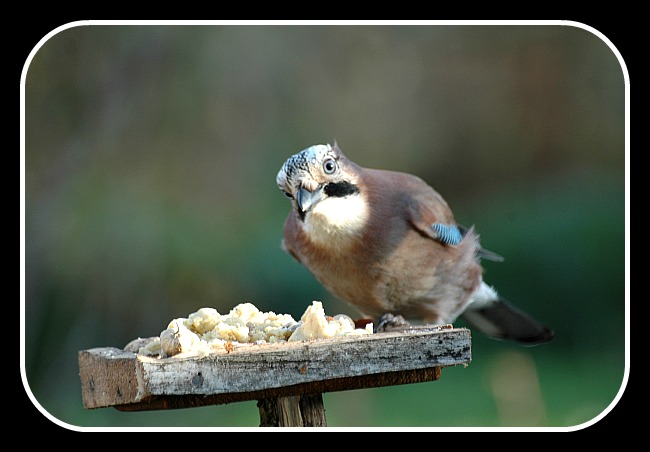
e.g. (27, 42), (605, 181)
(324, 181), (359, 198)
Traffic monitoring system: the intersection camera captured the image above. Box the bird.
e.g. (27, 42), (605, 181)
(276, 142), (554, 345)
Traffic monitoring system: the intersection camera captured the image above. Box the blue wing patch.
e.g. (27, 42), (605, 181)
(430, 223), (463, 245)
(431, 223), (505, 261)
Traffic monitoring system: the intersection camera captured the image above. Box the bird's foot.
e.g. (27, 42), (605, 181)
(375, 313), (412, 333)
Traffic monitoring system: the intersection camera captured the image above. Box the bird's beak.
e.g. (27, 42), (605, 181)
(297, 185), (326, 213)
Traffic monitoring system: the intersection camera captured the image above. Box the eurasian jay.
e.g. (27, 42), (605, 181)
(276, 143), (554, 345)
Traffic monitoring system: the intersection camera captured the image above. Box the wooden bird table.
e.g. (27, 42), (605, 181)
(78, 325), (471, 427)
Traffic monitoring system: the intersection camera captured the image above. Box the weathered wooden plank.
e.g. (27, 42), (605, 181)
(79, 326), (471, 411)
(111, 366), (444, 412)
(78, 347), (141, 409)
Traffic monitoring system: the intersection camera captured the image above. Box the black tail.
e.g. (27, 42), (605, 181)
(461, 298), (554, 345)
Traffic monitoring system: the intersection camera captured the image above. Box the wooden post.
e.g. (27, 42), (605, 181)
(78, 326), (471, 426)
(258, 394), (326, 427)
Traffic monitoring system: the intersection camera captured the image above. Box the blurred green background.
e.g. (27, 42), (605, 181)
(22, 23), (627, 429)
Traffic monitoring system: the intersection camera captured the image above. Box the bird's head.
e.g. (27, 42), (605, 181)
(277, 143), (369, 243)
(276, 143), (363, 217)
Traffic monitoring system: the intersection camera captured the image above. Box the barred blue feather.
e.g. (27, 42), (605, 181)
(430, 223), (463, 245)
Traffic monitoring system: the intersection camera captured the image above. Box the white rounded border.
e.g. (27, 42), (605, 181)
(19, 20), (630, 432)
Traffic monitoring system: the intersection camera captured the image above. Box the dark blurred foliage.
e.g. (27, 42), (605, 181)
(22, 23), (626, 428)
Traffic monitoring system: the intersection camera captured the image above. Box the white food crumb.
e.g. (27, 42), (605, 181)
(289, 301), (371, 341)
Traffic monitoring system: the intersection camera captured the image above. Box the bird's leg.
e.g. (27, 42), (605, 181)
(374, 313), (412, 333)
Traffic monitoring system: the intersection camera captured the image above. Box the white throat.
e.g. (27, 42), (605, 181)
(303, 193), (369, 247)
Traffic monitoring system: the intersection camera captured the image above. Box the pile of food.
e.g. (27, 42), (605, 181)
(128, 301), (373, 358)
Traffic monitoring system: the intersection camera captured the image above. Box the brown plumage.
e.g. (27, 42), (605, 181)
(276, 143), (553, 344)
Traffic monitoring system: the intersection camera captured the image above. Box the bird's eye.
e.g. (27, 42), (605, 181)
(323, 158), (337, 175)
(283, 191), (293, 199)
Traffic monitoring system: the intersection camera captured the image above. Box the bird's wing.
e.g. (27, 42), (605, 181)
(403, 180), (460, 245)
(402, 180), (503, 261)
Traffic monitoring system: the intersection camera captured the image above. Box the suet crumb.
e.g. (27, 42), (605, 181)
(129, 301), (373, 358)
